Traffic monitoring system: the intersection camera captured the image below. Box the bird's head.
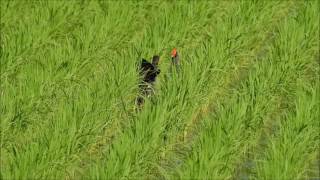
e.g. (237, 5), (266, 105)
(171, 48), (178, 58)
(152, 55), (160, 67)
(171, 48), (180, 66)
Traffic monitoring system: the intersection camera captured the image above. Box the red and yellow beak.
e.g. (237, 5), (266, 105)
(171, 48), (177, 58)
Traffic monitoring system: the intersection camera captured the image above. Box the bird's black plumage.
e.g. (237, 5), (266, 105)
(140, 57), (160, 83)
(136, 55), (161, 107)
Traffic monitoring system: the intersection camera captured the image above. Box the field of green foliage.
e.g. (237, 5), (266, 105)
(1, 1), (319, 179)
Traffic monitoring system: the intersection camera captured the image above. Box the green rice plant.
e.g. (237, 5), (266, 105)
(0, 0), (318, 180)
(251, 1), (320, 179)
(152, 1), (300, 179)
(82, 2), (239, 179)
(161, 1), (319, 179)
(1, 1), (149, 179)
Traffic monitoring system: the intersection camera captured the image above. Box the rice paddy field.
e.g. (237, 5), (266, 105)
(1, 1), (319, 180)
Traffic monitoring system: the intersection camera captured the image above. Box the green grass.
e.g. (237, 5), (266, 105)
(0, 1), (319, 180)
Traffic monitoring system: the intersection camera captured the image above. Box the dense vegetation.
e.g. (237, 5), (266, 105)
(1, 1), (319, 179)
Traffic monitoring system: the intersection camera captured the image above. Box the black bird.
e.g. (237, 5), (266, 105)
(136, 55), (161, 107)
(170, 48), (180, 72)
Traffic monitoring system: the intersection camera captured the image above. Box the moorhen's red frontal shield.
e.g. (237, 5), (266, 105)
(171, 48), (180, 72)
